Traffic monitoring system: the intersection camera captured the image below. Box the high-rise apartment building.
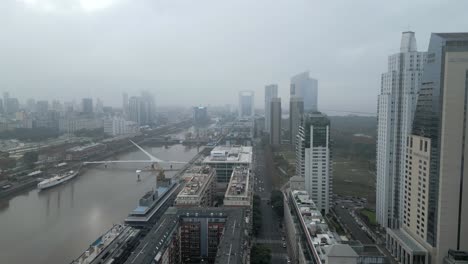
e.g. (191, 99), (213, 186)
(122, 92), (128, 116)
(386, 32), (468, 264)
(296, 112), (332, 213)
(289, 96), (304, 145)
(270, 97), (281, 145)
(290, 72), (318, 112)
(264, 84), (278, 133)
(238, 91), (254, 118)
(193, 106), (209, 127)
(82, 98), (93, 114)
(376, 31), (427, 229)
(3, 92), (9, 114)
(128, 96), (141, 125)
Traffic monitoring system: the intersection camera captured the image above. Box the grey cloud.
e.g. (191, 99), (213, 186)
(1, 0), (468, 114)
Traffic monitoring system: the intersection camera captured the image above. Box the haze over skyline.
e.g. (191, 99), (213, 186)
(2, 0), (468, 113)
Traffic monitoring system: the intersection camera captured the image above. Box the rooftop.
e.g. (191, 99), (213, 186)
(203, 145), (252, 163)
(291, 190), (339, 263)
(176, 166), (214, 199)
(225, 167), (250, 198)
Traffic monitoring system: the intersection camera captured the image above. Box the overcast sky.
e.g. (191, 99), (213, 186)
(1, 0), (468, 114)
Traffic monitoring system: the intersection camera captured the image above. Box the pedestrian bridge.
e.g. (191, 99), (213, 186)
(83, 140), (187, 165)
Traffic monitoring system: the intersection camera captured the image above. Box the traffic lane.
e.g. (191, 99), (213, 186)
(333, 205), (373, 244)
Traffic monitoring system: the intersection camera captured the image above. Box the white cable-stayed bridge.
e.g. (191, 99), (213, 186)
(83, 140), (187, 166)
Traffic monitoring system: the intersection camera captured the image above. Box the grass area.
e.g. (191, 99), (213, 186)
(333, 157), (375, 204)
(360, 208), (377, 225)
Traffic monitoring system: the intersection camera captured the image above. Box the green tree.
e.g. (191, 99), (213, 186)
(252, 195), (262, 236)
(250, 244), (272, 264)
(270, 190), (284, 218)
(23, 151), (38, 167)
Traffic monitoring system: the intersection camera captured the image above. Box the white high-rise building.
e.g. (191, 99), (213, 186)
(238, 91), (254, 118)
(376, 31), (426, 229)
(297, 112), (332, 213)
(104, 116), (139, 136)
(264, 84), (278, 133)
(290, 72), (318, 112)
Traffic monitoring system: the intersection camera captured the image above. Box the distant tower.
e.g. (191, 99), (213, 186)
(290, 72), (318, 112)
(376, 31), (426, 229)
(290, 96), (304, 146)
(269, 97), (281, 145)
(3, 92), (9, 114)
(82, 98), (93, 114)
(123, 92), (129, 116)
(128, 96), (141, 125)
(264, 84), (278, 133)
(238, 91), (254, 118)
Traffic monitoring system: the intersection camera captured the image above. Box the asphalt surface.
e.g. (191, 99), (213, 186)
(333, 199), (373, 244)
(253, 140), (289, 264)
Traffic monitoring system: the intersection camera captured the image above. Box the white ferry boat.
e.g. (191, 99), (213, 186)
(37, 170), (79, 190)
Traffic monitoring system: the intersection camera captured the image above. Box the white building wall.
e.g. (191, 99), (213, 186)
(304, 125), (330, 214)
(376, 32), (426, 228)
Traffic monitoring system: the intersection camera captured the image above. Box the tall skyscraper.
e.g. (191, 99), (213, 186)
(264, 84), (278, 133)
(386, 33), (468, 264)
(123, 92), (129, 116)
(289, 96), (304, 145)
(376, 31), (427, 229)
(238, 91), (254, 118)
(82, 98), (93, 114)
(296, 112), (332, 213)
(3, 92), (9, 114)
(290, 72), (318, 112)
(128, 96), (141, 125)
(269, 97), (281, 145)
(26, 99), (36, 112)
(140, 90), (156, 125)
(193, 106), (209, 127)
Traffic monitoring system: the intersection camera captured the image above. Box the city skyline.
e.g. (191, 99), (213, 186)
(2, 1), (468, 113)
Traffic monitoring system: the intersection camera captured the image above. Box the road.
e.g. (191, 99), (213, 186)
(333, 199), (373, 244)
(253, 140), (289, 264)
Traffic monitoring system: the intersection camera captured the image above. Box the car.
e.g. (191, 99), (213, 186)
(282, 237), (285, 241)
(282, 243), (287, 248)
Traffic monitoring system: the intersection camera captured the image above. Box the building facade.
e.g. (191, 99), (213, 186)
(290, 72), (318, 112)
(290, 96), (304, 145)
(264, 84), (278, 134)
(376, 31), (427, 229)
(175, 166), (215, 208)
(193, 106), (209, 127)
(296, 113), (332, 213)
(82, 98), (93, 114)
(104, 116), (139, 136)
(238, 91), (254, 118)
(270, 97), (281, 145)
(224, 166), (252, 207)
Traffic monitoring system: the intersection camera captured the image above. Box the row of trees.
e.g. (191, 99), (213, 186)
(0, 128), (60, 141)
(270, 190), (284, 219)
(252, 195), (262, 236)
(250, 244), (272, 264)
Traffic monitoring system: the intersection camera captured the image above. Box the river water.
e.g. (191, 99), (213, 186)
(0, 144), (199, 264)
